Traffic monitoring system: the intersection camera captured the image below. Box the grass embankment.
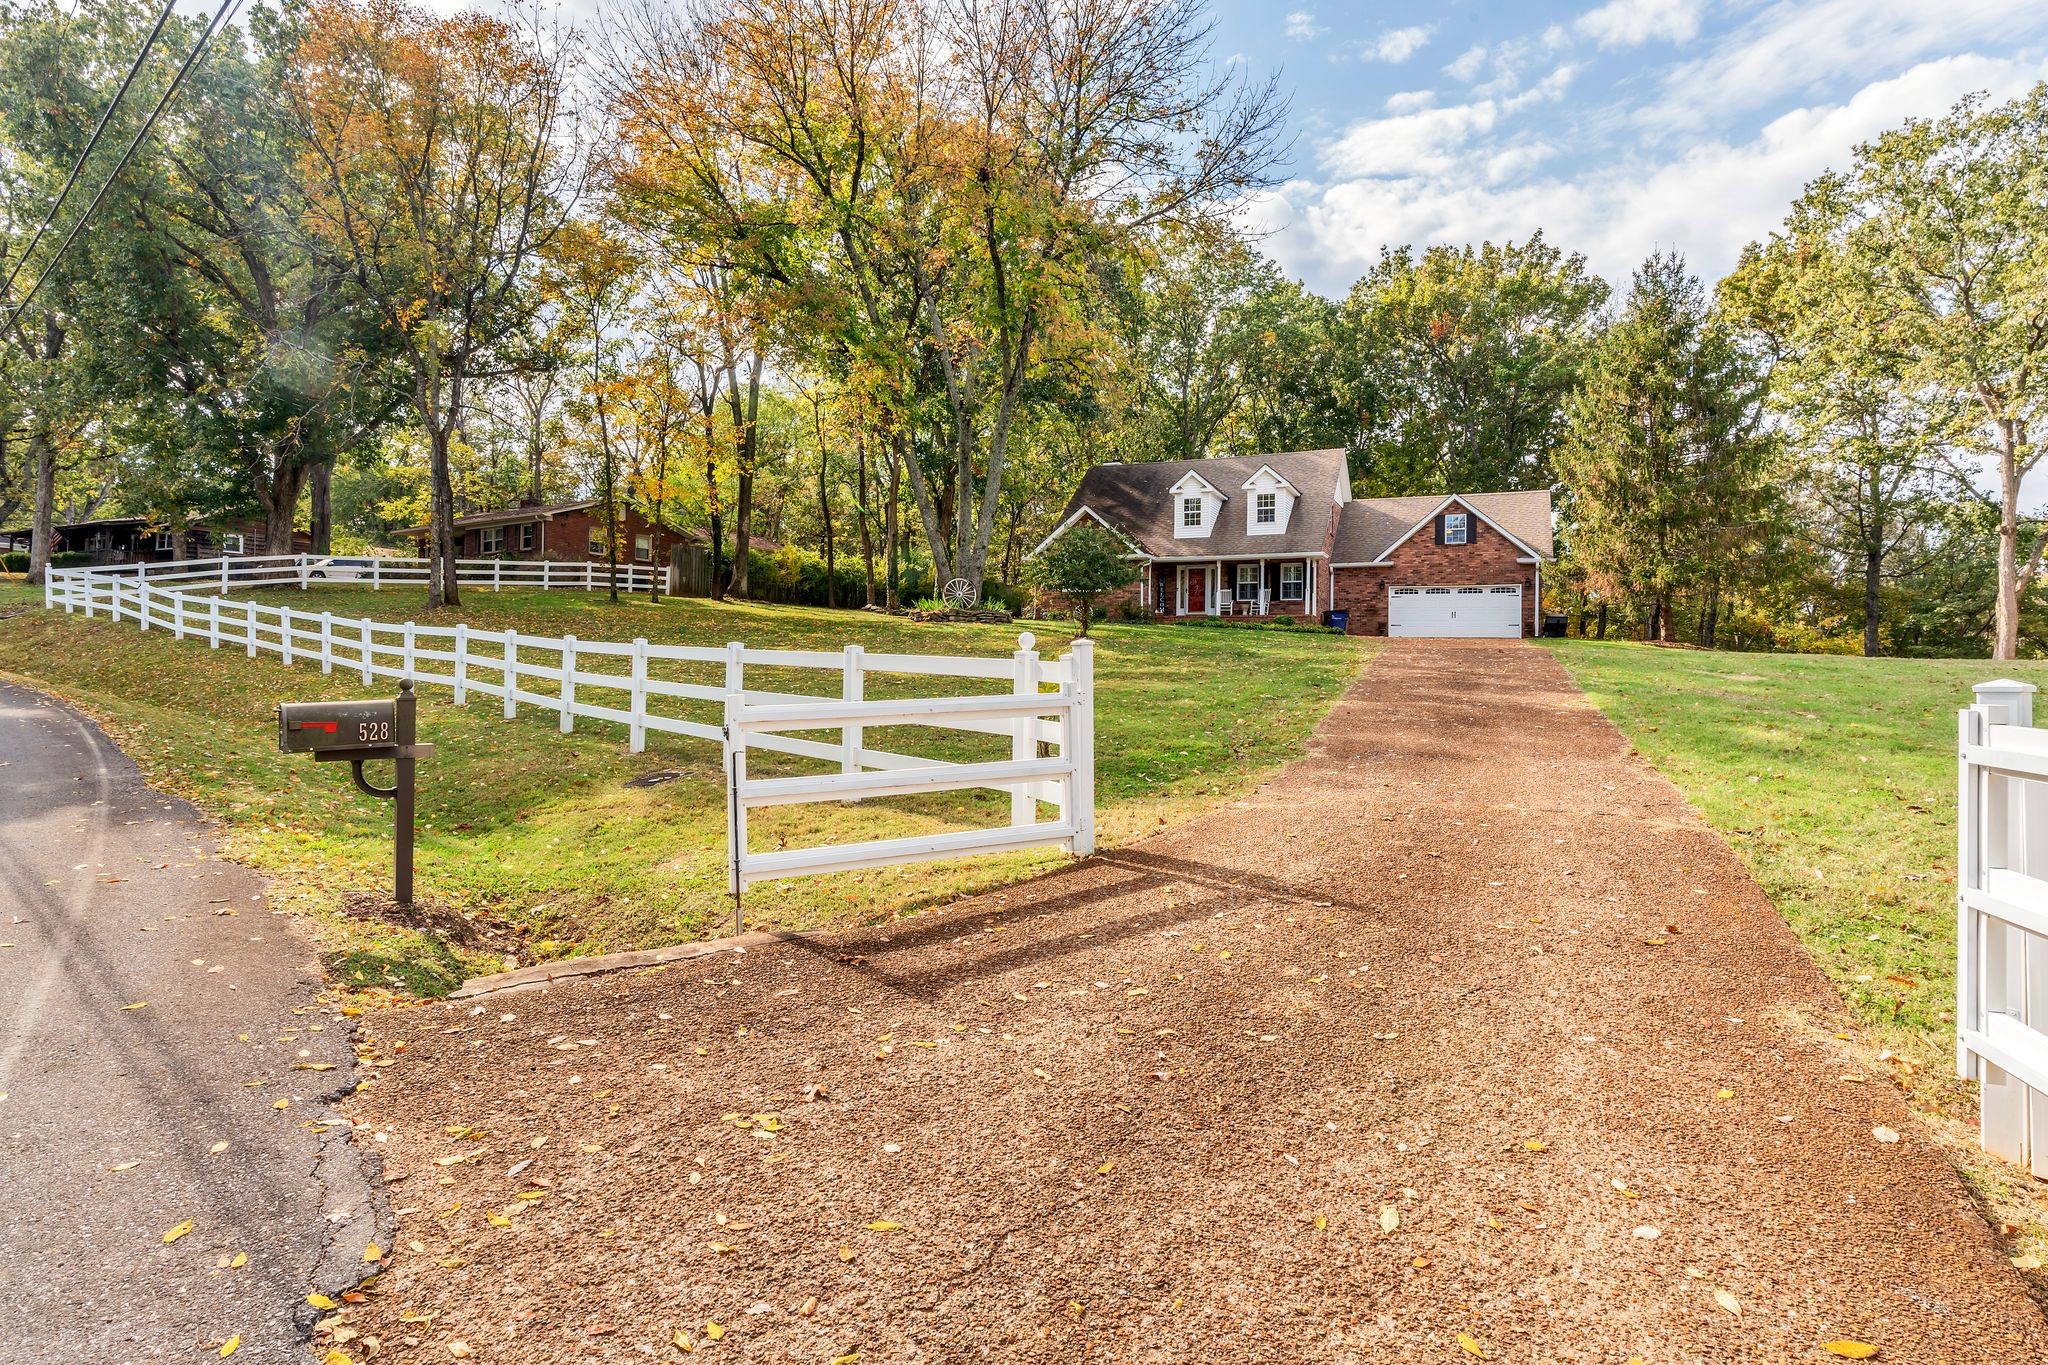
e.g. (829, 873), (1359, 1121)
(0, 585), (1367, 995)
(1547, 639), (2048, 1262)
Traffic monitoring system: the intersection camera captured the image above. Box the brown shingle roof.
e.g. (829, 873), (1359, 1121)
(1057, 450), (1350, 558)
(1330, 490), (1554, 564)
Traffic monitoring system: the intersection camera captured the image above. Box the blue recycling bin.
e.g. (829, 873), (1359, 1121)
(1325, 609), (1349, 633)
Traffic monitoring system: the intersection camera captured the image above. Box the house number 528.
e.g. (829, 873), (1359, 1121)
(358, 720), (392, 743)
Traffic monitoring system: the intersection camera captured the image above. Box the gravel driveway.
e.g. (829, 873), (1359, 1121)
(333, 640), (2045, 1363)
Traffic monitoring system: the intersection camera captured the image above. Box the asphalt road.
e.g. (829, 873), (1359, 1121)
(0, 681), (382, 1363)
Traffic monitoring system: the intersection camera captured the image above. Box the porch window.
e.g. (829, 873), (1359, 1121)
(481, 525), (506, 554)
(1181, 496), (1202, 528)
(1280, 561), (1304, 598)
(1443, 511), (1469, 545)
(635, 533), (653, 563)
(518, 523), (535, 551)
(1236, 563), (1261, 601)
(1255, 492), (1276, 524)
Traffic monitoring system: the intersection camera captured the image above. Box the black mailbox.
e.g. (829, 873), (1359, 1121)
(278, 699), (399, 754)
(276, 681), (431, 907)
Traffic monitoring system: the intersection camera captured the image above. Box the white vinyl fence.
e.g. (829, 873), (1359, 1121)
(1957, 679), (2048, 1176)
(44, 555), (1095, 898)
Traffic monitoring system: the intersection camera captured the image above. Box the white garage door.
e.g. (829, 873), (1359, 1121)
(1389, 584), (1523, 638)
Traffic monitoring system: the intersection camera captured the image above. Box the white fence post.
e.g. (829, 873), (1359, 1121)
(842, 644), (864, 781)
(219, 558), (230, 594)
(403, 620), (417, 680)
(297, 554), (310, 590)
(1068, 638), (1095, 856)
(208, 595), (221, 648)
(560, 635), (577, 733)
(320, 612), (334, 674)
(371, 558), (381, 591)
(454, 624), (470, 705)
(724, 641), (746, 896)
(138, 580), (150, 631)
(1011, 633), (1039, 829)
(503, 634), (519, 719)
(541, 561), (551, 592)
(280, 607), (294, 665)
(629, 637), (648, 753)
(493, 560), (502, 593)
(244, 600), (257, 658)
(359, 619), (373, 685)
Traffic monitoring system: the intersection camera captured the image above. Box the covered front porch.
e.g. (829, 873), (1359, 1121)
(1147, 556), (1320, 620)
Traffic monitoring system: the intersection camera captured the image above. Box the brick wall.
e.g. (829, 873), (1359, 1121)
(1331, 516), (1537, 636)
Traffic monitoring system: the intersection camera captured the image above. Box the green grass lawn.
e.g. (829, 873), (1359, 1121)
(0, 585), (1367, 995)
(1543, 639), (2044, 1106)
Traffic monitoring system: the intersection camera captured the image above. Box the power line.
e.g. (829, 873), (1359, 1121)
(0, 0), (180, 313)
(2, 0), (246, 338)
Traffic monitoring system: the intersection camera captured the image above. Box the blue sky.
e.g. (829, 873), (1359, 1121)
(1206, 0), (2048, 295)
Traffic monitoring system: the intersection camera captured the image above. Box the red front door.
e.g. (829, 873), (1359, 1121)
(1185, 567), (1205, 614)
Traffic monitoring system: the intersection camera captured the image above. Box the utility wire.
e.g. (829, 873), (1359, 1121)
(0, 0), (180, 312)
(3, 0), (246, 337)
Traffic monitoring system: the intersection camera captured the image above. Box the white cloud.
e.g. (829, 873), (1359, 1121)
(1575, 0), (1706, 49)
(1254, 54), (2046, 295)
(1648, 0), (2045, 131)
(1503, 64), (1580, 112)
(1384, 90), (1437, 114)
(1444, 44), (1487, 82)
(1368, 25), (1435, 64)
(1285, 11), (1324, 41)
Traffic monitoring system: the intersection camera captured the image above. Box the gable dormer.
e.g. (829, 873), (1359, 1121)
(1169, 470), (1225, 540)
(1240, 464), (1300, 537)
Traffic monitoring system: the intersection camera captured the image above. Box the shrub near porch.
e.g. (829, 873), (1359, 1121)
(0, 589), (1367, 995)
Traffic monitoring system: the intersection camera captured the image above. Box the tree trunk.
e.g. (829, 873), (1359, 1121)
(26, 428), (55, 586)
(1995, 420), (2022, 659)
(725, 355), (762, 599)
(1863, 546), (1883, 657)
(854, 435), (877, 608)
(885, 436), (904, 610)
(1595, 601), (1608, 640)
(309, 459), (334, 554)
(818, 445), (837, 609)
(262, 461), (308, 561)
(428, 421), (461, 609)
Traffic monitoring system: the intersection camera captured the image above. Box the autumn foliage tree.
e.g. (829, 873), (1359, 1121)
(292, 0), (579, 607)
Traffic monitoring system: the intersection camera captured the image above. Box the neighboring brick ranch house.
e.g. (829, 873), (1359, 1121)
(405, 499), (673, 568)
(0, 514), (305, 564)
(1036, 450), (1554, 637)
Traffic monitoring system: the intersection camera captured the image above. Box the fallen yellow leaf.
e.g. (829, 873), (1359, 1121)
(228, 1253), (247, 1269)
(307, 1293), (338, 1310)
(831, 1354), (861, 1365)
(219, 1335), (240, 1357)
(163, 1220), (194, 1245)
(1523, 1139), (1547, 1152)
(1457, 1332), (1488, 1359)
(1714, 1288), (1741, 1316)
(864, 1220), (903, 1232)
(121, 1001), (148, 1011)
(1379, 1205), (1399, 1234)
(209, 1142), (229, 1155)
(1716, 1088), (1735, 1100)
(1821, 1343), (1879, 1360)
(703, 1322), (726, 1341)
(362, 1243), (382, 1264)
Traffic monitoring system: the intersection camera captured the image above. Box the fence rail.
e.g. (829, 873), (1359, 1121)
(1958, 679), (2048, 1177)
(44, 556), (1095, 901)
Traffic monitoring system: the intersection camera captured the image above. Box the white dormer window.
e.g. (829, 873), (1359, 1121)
(1170, 471), (1222, 539)
(1444, 511), (1469, 545)
(1255, 492), (1276, 525)
(1182, 496), (1202, 528)
(1240, 464), (1297, 536)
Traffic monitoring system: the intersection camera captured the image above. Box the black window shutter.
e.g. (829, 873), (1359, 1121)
(1434, 515), (1445, 546)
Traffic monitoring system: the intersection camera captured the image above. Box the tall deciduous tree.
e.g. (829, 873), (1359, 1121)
(1795, 85), (2048, 660)
(292, 0), (579, 607)
(1344, 233), (1608, 495)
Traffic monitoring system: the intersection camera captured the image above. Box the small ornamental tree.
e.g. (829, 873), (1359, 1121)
(1027, 522), (1139, 637)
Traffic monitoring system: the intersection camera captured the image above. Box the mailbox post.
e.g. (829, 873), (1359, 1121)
(277, 679), (434, 907)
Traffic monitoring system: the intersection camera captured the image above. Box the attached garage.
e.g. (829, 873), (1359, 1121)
(1388, 584), (1524, 638)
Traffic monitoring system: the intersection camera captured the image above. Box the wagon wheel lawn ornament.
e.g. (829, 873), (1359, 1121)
(941, 577), (977, 609)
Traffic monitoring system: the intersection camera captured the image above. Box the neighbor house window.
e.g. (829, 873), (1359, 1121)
(1280, 562), (1304, 598)
(480, 526), (506, 554)
(1237, 563), (1261, 601)
(635, 533), (652, 563)
(219, 533), (244, 555)
(518, 523), (535, 551)
(1443, 511), (1469, 545)
(1255, 492), (1276, 524)
(153, 531), (176, 551)
(1181, 496), (1202, 528)
(589, 530), (605, 557)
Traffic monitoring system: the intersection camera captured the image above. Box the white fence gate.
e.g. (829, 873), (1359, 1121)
(42, 556), (1096, 905)
(1957, 678), (2048, 1176)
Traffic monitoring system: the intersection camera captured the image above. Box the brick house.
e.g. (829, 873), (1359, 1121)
(404, 499), (674, 570)
(0, 514), (305, 564)
(1036, 450), (1553, 637)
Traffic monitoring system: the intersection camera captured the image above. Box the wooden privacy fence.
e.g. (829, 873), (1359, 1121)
(44, 556), (1096, 897)
(1957, 679), (2048, 1176)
